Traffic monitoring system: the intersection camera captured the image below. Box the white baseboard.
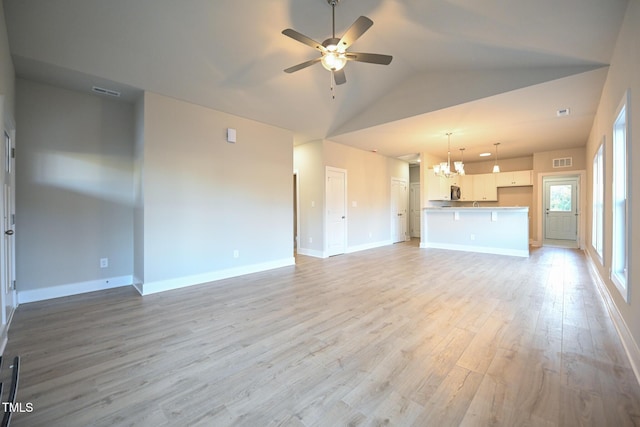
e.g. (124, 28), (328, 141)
(346, 240), (393, 254)
(586, 253), (640, 385)
(420, 242), (529, 257)
(138, 257), (295, 296)
(17, 275), (133, 304)
(296, 248), (325, 258)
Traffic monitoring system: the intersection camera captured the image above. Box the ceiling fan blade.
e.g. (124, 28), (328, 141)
(284, 57), (321, 73)
(282, 29), (325, 52)
(345, 52), (393, 65)
(333, 69), (346, 85)
(338, 16), (373, 50)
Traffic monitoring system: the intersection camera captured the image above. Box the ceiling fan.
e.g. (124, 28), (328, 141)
(282, 0), (392, 86)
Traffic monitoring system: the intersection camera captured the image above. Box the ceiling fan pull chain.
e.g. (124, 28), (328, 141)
(330, 71), (335, 99)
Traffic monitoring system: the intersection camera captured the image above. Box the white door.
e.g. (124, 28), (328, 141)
(326, 168), (346, 256)
(1, 129), (15, 326)
(544, 177), (578, 242)
(391, 178), (408, 243)
(409, 183), (421, 238)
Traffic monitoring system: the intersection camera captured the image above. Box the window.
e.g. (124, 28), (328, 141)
(611, 90), (629, 302)
(592, 141), (604, 261)
(549, 184), (572, 211)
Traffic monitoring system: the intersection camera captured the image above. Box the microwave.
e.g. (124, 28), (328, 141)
(451, 185), (461, 201)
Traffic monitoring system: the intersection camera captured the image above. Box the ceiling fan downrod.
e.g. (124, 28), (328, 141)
(329, 0), (338, 38)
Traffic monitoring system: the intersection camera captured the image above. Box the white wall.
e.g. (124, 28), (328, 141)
(138, 92), (294, 293)
(16, 79), (134, 299)
(585, 0), (640, 371)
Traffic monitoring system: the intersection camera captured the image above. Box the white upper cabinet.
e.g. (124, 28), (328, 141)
(472, 173), (498, 201)
(495, 170), (533, 187)
(459, 175), (474, 201)
(427, 174), (451, 201)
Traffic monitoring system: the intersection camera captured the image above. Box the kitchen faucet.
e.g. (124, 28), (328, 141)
(473, 201), (479, 207)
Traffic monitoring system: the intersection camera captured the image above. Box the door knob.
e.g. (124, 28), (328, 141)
(5, 230), (14, 235)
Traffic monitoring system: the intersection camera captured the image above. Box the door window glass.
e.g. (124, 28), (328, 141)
(549, 184), (572, 211)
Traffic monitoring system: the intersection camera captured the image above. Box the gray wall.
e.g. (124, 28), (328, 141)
(0, 2), (15, 120)
(16, 79), (134, 292)
(138, 92), (294, 292)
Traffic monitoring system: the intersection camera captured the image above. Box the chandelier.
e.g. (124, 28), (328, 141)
(433, 133), (465, 177)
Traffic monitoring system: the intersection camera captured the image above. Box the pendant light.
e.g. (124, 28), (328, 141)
(455, 148), (465, 175)
(492, 143), (501, 173)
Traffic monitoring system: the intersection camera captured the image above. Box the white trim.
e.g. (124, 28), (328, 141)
(586, 253), (640, 385)
(296, 248), (326, 258)
(17, 275), (134, 304)
(537, 170), (586, 249)
(346, 240), (393, 254)
(421, 242), (529, 257)
(137, 257), (295, 296)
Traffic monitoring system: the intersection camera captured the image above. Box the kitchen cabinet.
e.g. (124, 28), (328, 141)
(496, 170), (533, 187)
(472, 173), (498, 201)
(427, 174), (451, 201)
(459, 174), (474, 201)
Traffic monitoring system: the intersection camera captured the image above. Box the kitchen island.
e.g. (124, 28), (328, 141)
(421, 207), (529, 257)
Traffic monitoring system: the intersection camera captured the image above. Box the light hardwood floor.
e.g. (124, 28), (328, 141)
(4, 241), (640, 426)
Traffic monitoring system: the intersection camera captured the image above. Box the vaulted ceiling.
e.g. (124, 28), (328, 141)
(3, 0), (630, 162)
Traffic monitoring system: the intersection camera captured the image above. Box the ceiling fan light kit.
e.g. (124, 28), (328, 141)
(282, 0), (392, 88)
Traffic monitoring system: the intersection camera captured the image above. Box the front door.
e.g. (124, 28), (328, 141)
(326, 167), (346, 256)
(391, 178), (408, 243)
(544, 177), (578, 245)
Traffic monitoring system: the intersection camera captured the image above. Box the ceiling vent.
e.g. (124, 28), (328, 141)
(92, 86), (121, 97)
(553, 157), (573, 168)
(556, 108), (570, 117)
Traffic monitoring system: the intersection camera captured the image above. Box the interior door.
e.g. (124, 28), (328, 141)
(409, 182), (420, 238)
(391, 178), (408, 243)
(2, 130), (15, 325)
(326, 168), (346, 256)
(544, 177), (578, 241)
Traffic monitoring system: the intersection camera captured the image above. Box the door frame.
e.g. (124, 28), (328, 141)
(409, 182), (421, 238)
(293, 169), (300, 255)
(536, 170), (586, 249)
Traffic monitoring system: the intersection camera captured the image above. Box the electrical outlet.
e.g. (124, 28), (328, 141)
(233, 250), (239, 258)
(100, 258), (109, 268)
(470, 234), (475, 241)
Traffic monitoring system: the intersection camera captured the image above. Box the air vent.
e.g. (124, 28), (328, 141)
(92, 86), (121, 97)
(557, 108), (570, 117)
(553, 157), (573, 168)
